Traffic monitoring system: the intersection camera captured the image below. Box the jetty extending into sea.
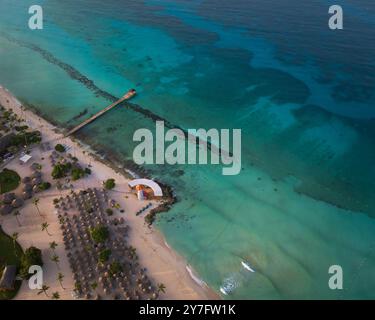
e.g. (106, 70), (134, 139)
(66, 89), (136, 136)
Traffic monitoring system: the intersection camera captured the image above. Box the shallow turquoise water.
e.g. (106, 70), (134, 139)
(0, 0), (375, 299)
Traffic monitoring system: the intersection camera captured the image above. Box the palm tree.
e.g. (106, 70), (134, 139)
(49, 241), (58, 252)
(51, 291), (60, 300)
(57, 273), (65, 290)
(32, 198), (42, 216)
(51, 254), (60, 269)
(37, 285), (50, 297)
(13, 210), (21, 227)
(74, 281), (82, 294)
(91, 282), (98, 291)
(129, 246), (137, 259)
(157, 283), (166, 294)
(41, 222), (51, 236)
(11, 232), (18, 255)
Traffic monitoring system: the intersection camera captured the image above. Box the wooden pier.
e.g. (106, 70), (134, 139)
(65, 89), (136, 136)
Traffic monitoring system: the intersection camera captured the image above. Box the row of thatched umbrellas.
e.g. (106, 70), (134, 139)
(56, 188), (159, 300)
(0, 165), (46, 215)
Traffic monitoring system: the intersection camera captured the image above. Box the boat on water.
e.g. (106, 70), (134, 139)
(241, 261), (255, 272)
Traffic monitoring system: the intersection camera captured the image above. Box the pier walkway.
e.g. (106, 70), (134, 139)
(65, 89), (136, 136)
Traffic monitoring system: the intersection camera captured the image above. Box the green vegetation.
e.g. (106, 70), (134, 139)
(104, 178), (116, 190)
(14, 125), (29, 132)
(89, 225), (109, 243)
(98, 248), (111, 264)
(0, 226), (23, 300)
(52, 162), (89, 181)
(74, 281), (82, 293)
(51, 162), (72, 179)
(19, 246), (43, 279)
(38, 182), (51, 191)
(71, 166), (85, 181)
(0, 168), (21, 194)
(84, 168), (91, 175)
(105, 208), (114, 216)
(157, 283), (166, 294)
(145, 213), (155, 226)
(10, 131), (41, 147)
(109, 261), (122, 276)
(54, 144), (66, 153)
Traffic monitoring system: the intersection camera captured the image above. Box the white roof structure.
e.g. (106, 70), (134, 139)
(19, 154), (32, 163)
(128, 179), (163, 197)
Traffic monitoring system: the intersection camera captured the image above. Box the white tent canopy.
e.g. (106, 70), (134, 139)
(128, 179), (163, 197)
(19, 154), (32, 163)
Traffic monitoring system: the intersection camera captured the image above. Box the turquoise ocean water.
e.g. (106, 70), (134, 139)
(0, 0), (375, 299)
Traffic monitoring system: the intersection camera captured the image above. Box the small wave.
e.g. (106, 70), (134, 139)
(219, 274), (239, 295)
(186, 265), (207, 287)
(241, 260), (255, 272)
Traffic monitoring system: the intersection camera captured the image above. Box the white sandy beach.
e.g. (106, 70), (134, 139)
(0, 85), (218, 300)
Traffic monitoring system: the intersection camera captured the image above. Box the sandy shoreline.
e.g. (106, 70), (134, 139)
(0, 85), (219, 300)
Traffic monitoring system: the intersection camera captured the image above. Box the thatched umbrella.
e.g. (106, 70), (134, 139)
(32, 176), (42, 185)
(23, 184), (32, 192)
(32, 171), (42, 178)
(22, 176), (31, 184)
(11, 198), (24, 208)
(30, 163), (39, 171)
(2, 193), (16, 204)
(0, 204), (13, 215)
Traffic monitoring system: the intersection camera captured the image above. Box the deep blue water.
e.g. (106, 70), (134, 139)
(0, 0), (375, 299)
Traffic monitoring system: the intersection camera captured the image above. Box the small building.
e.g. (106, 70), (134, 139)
(128, 179), (163, 200)
(137, 189), (145, 201)
(0, 265), (17, 291)
(19, 154), (32, 164)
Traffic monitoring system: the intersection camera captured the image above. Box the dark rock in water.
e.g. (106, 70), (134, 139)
(106, 127), (117, 133)
(71, 108), (88, 121)
(171, 169), (184, 177)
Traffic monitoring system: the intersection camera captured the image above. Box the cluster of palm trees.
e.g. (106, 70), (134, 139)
(12, 196), (67, 300)
(37, 285), (60, 300)
(12, 198), (46, 226)
(36, 242), (66, 299)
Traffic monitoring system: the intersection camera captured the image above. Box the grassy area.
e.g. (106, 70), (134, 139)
(0, 168), (21, 194)
(0, 226), (23, 300)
